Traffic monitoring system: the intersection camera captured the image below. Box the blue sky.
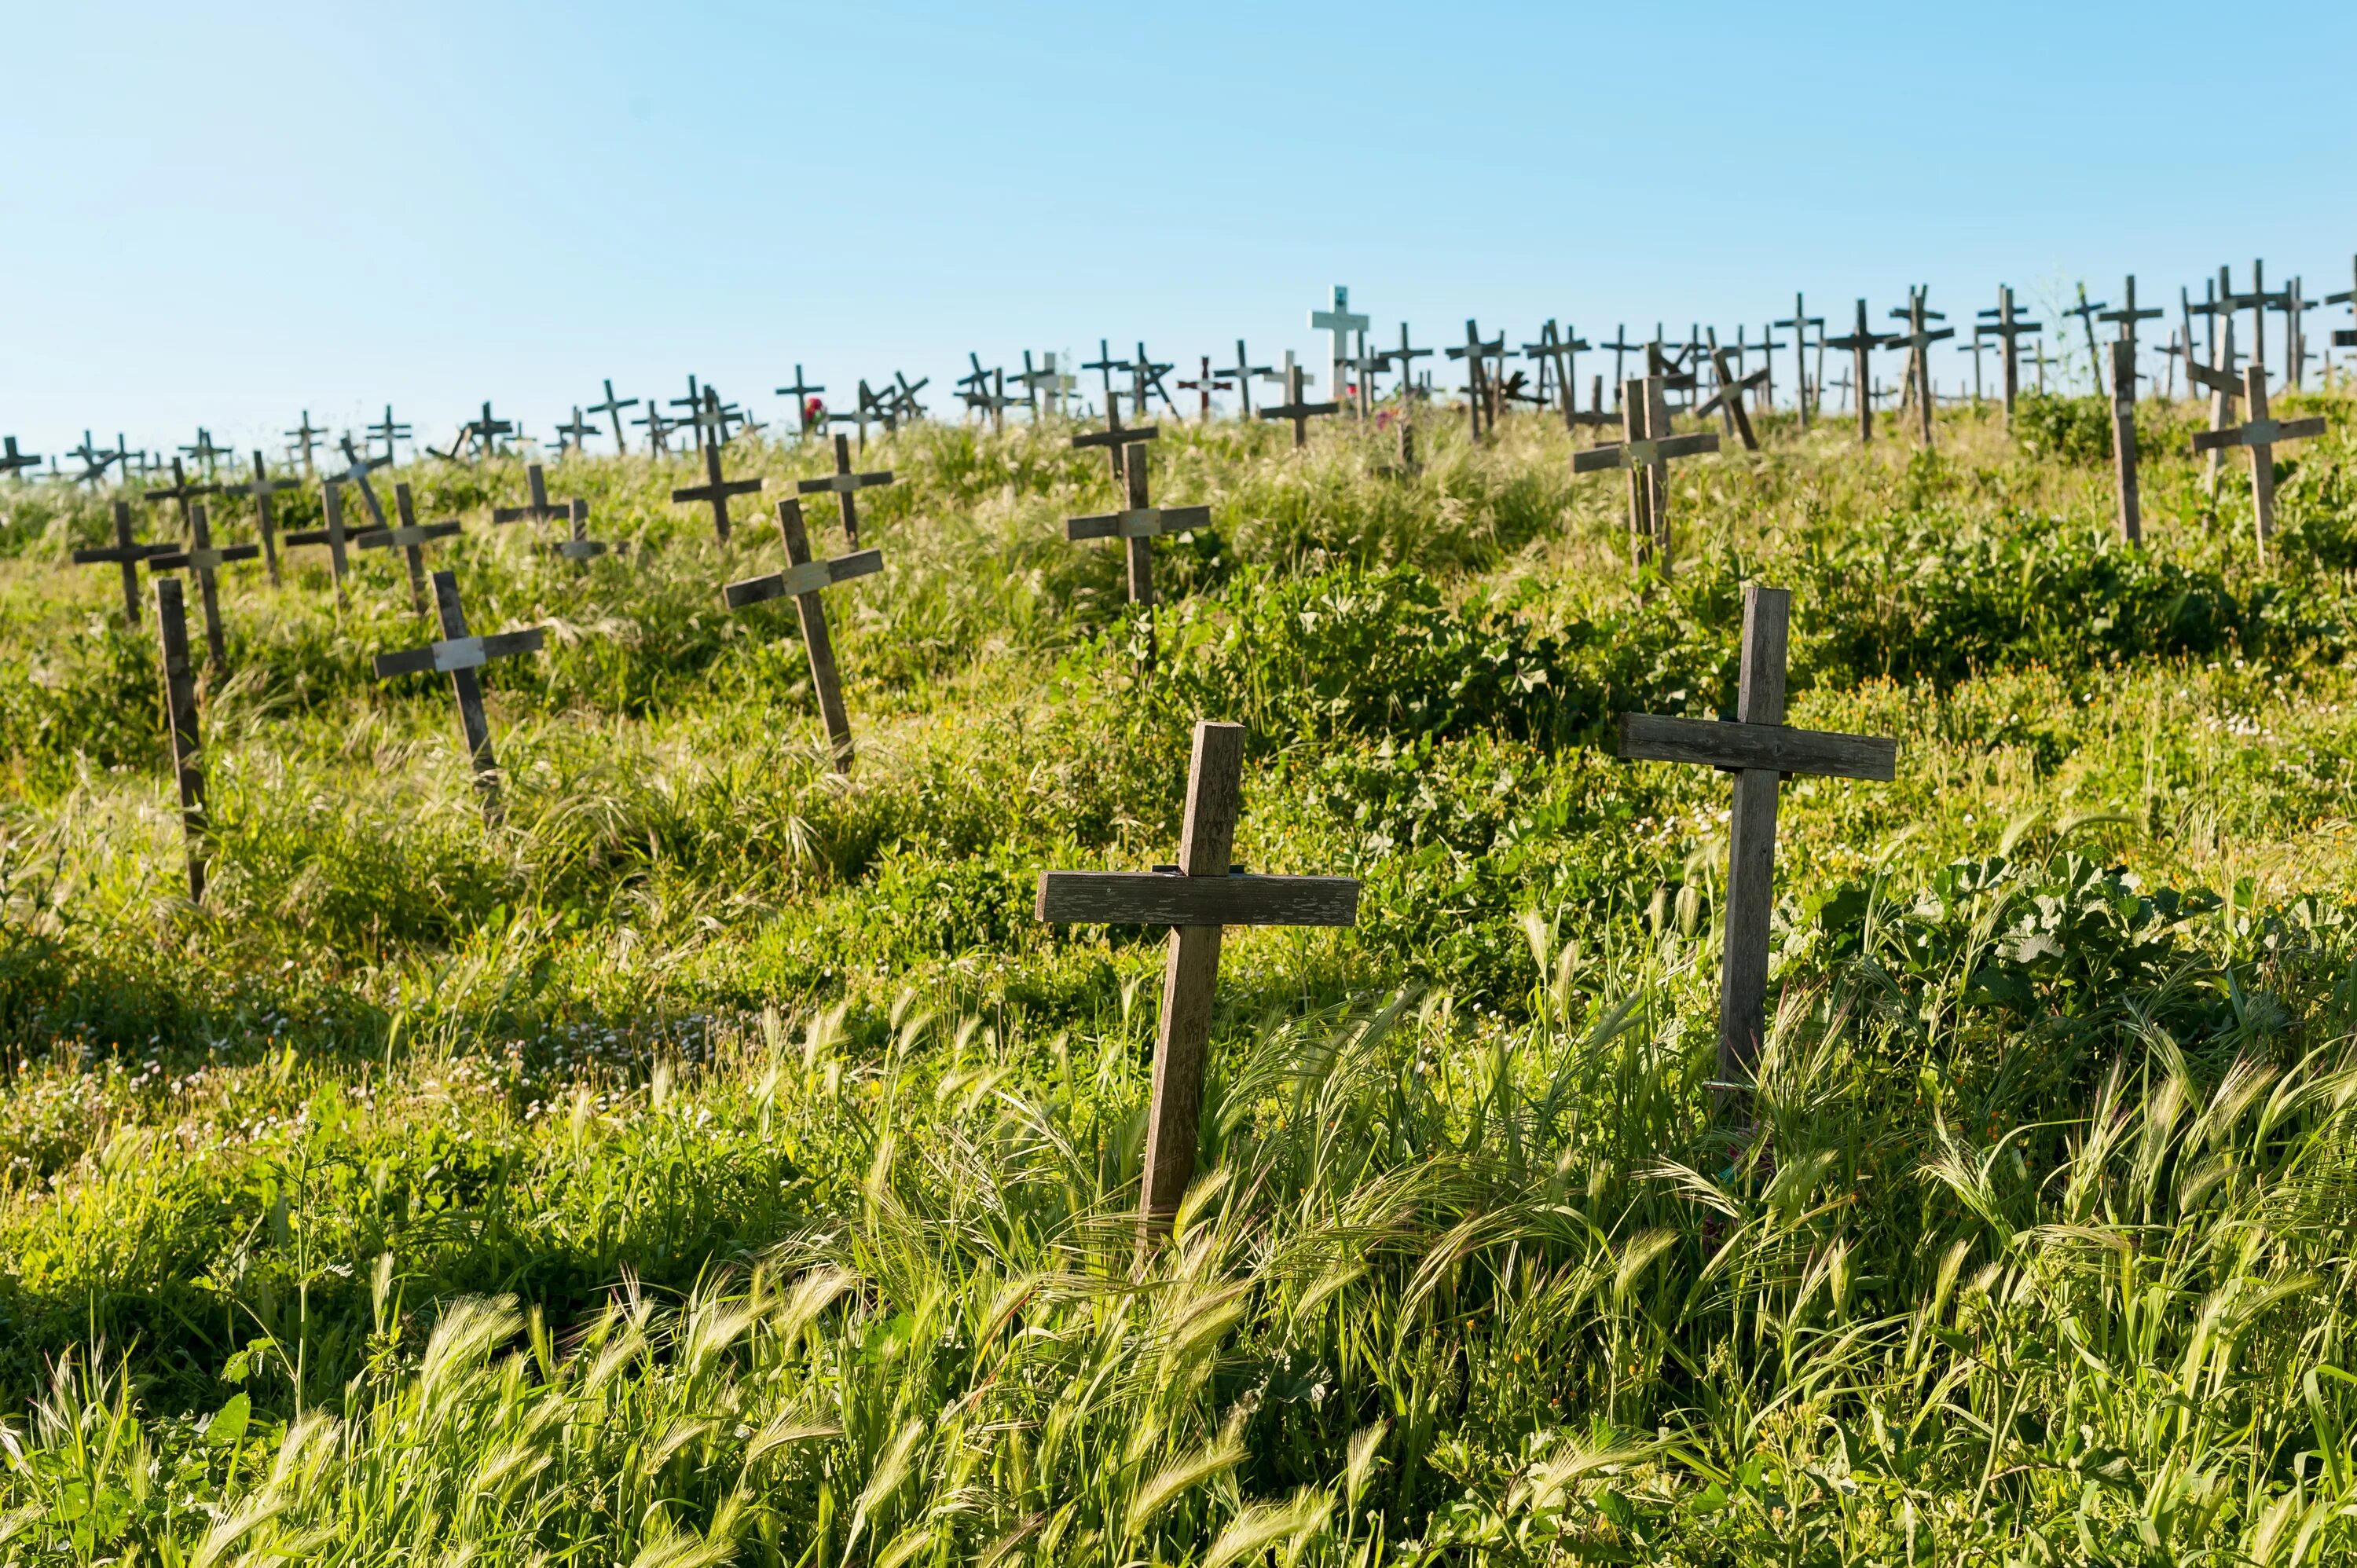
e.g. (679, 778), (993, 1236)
(5, 0), (2354, 463)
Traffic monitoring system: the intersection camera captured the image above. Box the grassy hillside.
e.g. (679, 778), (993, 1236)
(4, 390), (2357, 1563)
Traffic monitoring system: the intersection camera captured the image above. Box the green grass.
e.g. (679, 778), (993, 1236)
(4, 392), (2357, 1563)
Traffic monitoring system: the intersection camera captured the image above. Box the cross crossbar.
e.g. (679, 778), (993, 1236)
(1616, 713), (1897, 779)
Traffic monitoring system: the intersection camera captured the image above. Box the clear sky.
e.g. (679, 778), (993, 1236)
(5, 0), (2354, 463)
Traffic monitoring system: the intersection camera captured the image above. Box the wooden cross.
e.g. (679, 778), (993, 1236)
(1258, 362), (1340, 449)
(1083, 340), (1132, 411)
(670, 432), (764, 544)
(1216, 340), (1273, 417)
(152, 577), (211, 903)
(371, 571), (544, 821)
(1697, 346), (1766, 451)
(0, 436), (38, 478)
(1035, 720), (1358, 1237)
(283, 411), (325, 474)
(1072, 398), (1157, 484)
(2064, 284), (2107, 385)
(2186, 324), (2245, 501)
(1957, 335), (1992, 405)
(357, 482), (463, 614)
(180, 427), (233, 474)
(1884, 291), (1953, 445)
(2216, 264), (2271, 372)
(776, 366), (827, 437)
(588, 380), (640, 451)
(1773, 294), (1823, 424)
(2099, 274), (2162, 354)
(459, 401), (514, 461)
(147, 502), (258, 669)
(493, 463), (569, 529)
(1309, 287), (1370, 415)
(1573, 376), (1719, 570)
(1820, 300), (1887, 443)
(889, 372), (930, 425)
(1011, 353), (1058, 419)
(555, 406), (599, 452)
(145, 458), (219, 539)
(1127, 345), (1175, 419)
(370, 405), (412, 463)
(2107, 339), (2142, 545)
(671, 377), (708, 449)
(1446, 319), (1506, 439)
(1974, 285), (2042, 423)
(546, 499), (618, 563)
(633, 397), (679, 455)
(1382, 323), (1432, 408)
(1065, 440), (1208, 610)
(2192, 364), (2326, 562)
(2281, 277), (2315, 389)
(1617, 584), (1896, 1094)
(226, 452), (296, 585)
(1744, 324), (1786, 417)
(72, 500), (169, 623)
(722, 499), (884, 774)
(283, 478), (360, 603)
(794, 434), (893, 549)
(1176, 356), (1233, 422)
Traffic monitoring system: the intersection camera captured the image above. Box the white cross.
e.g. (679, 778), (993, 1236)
(1308, 286), (1369, 416)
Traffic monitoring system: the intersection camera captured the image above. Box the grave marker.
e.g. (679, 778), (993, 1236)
(633, 397), (680, 455)
(2098, 274), (2162, 354)
(1697, 346), (1767, 451)
(370, 406), (412, 463)
(1573, 376), (1718, 570)
(1884, 289), (1954, 446)
(145, 458), (219, 540)
(1310, 287), (1370, 416)
(180, 428), (233, 474)
(1177, 355), (1233, 421)
(1217, 341), (1273, 417)
(589, 380), (640, 452)
(555, 406), (599, 452)
(152, 577), (210, 903)
(2192, 364), (2326, 562)
(1258, 361), (1340, 449)
(1036, 720), (1358, 1238)
(671, 427), (765, 543)
(2107, 339), (2142, 545)
(795, 434), (893, 549)
(1129, 346), (1175, 419)
(71, 500), (169, 623)
(2326, 255), (2357, 352)
(545, 498), (616, 562)
(1, 436), (42, 478)
(147, 503), (259, 669)
(1616, 584), (1897, 1094)
(722, 499), (885, 773)
(228, 451), (297, 584)
(1824, 302), (1888, 443)
(2186, 324), (2245, 496)
(492, 463), (568, 529)
(1446, 319), (1505, 440)
(283, 412), (326, 474)
(1065, 439), (1209, 613)
(1011, 354), (1058, 419)
(371, 571), (544, 821)
(1773, 295), (1824, 423)
(1383, 324), (1431, 407)
(283, 479), (358, 603)
(357, 482), (463, 614)
(2064, 284), (2108, 384)
(1974, 286), (2042, 424)
(1084, 340), (1132, 412)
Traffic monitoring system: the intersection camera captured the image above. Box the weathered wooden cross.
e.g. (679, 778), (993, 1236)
(1065, 438), (1209, 611)
(1129, 346), (1175, 419)
(1217, 341), (1273, 418)
(1176, 356), (1233, 422)
(633, 397), (680, 455)
(180, 428), (233, 474)
(370, 406), (412, 463)
(228, 452), (297, 584)
(1573, 376), (1719, 570)
(493, 463), (569, 529)
(795, 434), (893, 548)
(546, 499), (618, 563)
(358, 482), (463, 615)
(457, 401), (513, 461)
(1773, 295), (1823, 424)
(589, 380), (640, 452)
(1885, 289), (1954, 446)
(2326, 255), (2357, 354)
(2107, 339), (2143, 544)
(671, 431), (764, 543)
(372, 572), (544, 821)
(1974, 285), (2041, 423)
(147, 502), (259, 669)
(152, 577), (211, 903)
(72, 501), (169, 623)
(2192, 365), (2327, 562)
(0, 436), (38, 478)
(1697, 346), (1767, 451)
(1258, 361), (1340, 449)
(1446, 320), (1506, 439)
(1084, 340), (1132, 412)
(145, 458), (218, 540)
(1036, 720), (1359, 1237)
(283, 412), (326, 474)
(1310, 287), (1370, 416)
(1616, 584), (1897, 1096)
(555, 406), (599, 452)
(722, 499), (884, 774)
(2099, 274), (2162, 354)
(1072, 398), (1157, 484)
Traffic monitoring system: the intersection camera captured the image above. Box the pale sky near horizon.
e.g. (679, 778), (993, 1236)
(4, 0), (2354, 465)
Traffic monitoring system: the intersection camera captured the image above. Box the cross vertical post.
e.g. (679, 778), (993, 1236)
(2109, 339), (2141, 545)
(356, 482), (462, 615)
(1773, 294), (1823, 424)
(153, 577), (208, 903)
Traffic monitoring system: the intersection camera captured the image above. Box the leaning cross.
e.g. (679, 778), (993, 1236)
(1309, 287), (1370, 416)
(283, 479), (361, 603)
(1573, 376), (1719, 570)
(2064, 284), (2108, 386)
(670, 433), (765, 544)
(1036, 720), (1358, 1239)
(1975, 285), (2043, 423)
(71, 500), (170, 624)
(152, 577), (211, 903)
(227, 452), (297, 584)
(1065, 440), (1210, 610)
(555, 406), (599, 453)
(371, 571), (545, 821)
(357, 482), (463, 614)
(1697, 346), (1767, 451)
(794, 434), (893, 548)
(2192, 365), (2327, 562)
(1258, 361), (1340, 449)
(722, 499), (885, 774)
(146, 502), (259, 669)
(370, 406), (412, 463)
(0, 436), (39, 477)
(1616, 584), (1897, 1096)
(588, 380), (640, 452)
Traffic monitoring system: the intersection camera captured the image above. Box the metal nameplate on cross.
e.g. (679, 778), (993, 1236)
(1036, 720), (1358, 1240)
(371, 570), (545, 820)
(1616, 585), (1896, 1098)
(721, 499), (883, 774)
(794, 434), (893, 548)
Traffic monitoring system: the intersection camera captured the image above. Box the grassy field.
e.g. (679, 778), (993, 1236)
(3, 386), (2357, 1564)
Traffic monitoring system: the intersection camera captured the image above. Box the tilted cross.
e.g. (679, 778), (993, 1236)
(357, 481), (464, 614)
(1697, 346), (1767, 451)
(370, 405), (412, 463)
(1258, 361), (1340, 449)
(1130, 345), (1176, 419)
(1573, 375), (1720, 571)
(227, 451), (298, 584)
(2107, 339), (2143, 544)
(152, 577), (211, 903)
(1975, 285), (2042, 423)
(1035, 720), (1358, 1239)
(1216, 340), (1273, 417)
(493, 463), (568, 529)
(722, 499), (885, 773)
(1065, 438), (1210, 613)
(795, 434), (893, 549)
(283, 411), (326, 474)
(588, 380), (640, 452)
(145, 458), (219, 540)
(1884, 289), (1954, 445)
(1072, 398), (1157, 485)
(147, 502), (259, 669)
(71, 500), (170, 624)
(1772, 294), (1824, 424)
(1617, 584), (1897, 1095)
(889, 372), (930, 425)
(2326, 255), (2357, 353)
(671, 377), (708, 450)
(670, 428), (765, 543)
(372, 571), (546, 821)
(1175, 355), (1233, 422)
(1011, 353), (1058, 419)
(1310, 287), (1370, 416)
(2192, 365), (2327, 562)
